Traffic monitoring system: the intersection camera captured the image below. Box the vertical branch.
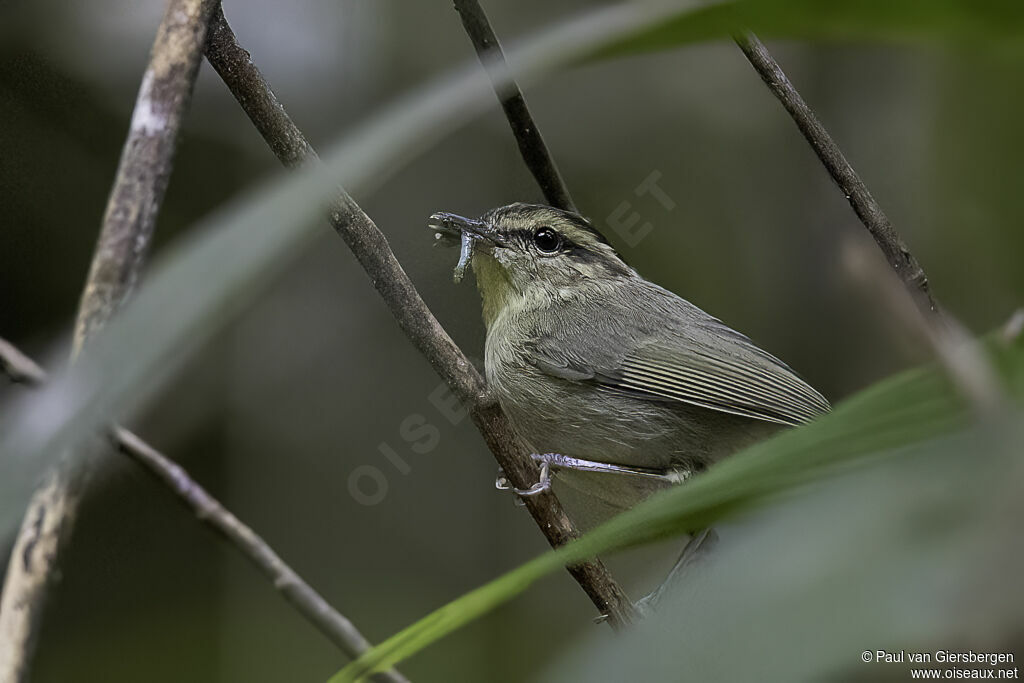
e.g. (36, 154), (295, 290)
(203, 9), (635, 627)
(452, 0), (577, 213)
(734, 31), (939, 318)
(0, 2), (220, 680)
(73, 0), (223, 352)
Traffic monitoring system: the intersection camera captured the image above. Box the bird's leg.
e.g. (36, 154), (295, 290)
(499, 451), (714, 619)
(592, 528), (717, 624)
(531, 453), (692, 484)
(635, 527), (718, 615)
(496, 451), (689, 500)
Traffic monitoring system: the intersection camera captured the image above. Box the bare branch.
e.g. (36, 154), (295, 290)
(0, 339), (46, 386)
(452, 0), (577, 213)
(0, 338), (409, 683)
(0, 469), (76, 683)
(1002, 310), (1024, 344)
(735, 35), (1007, 426)
(734, 31), (940, 318)
(73, 0), (222, 353)
(203, 8), (635, 627)
(0, 2), (220, 680)
(111, 428), (411, 683)
(840, 238), (1005, 416)
(203, 6), (314, 170)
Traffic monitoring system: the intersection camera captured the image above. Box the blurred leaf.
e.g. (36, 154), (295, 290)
(332, 334), (1024, 682)
(587, 0), (1024, 62)
(541, 420), (1024, 682)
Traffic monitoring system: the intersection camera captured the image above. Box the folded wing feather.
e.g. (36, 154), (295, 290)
(524, 285), (830, 428)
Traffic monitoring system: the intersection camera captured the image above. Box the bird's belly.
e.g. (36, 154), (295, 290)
(492, 363), (777, 468)
(487, 352), (779, 526)
(509, 396), (671, 467)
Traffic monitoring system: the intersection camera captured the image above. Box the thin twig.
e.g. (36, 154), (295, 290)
(1002, 310), (1024, 344)
(734, 34), (1003, 415)
(734, 31), (940, 318)
(0, 2), (221, 680)
(840, 238), (1005, 415)
(0, 339), (46, 386)
(0, 339), (409, 683)
(111, 428), (411, 683)
(452, 0), (577, 213)
(203, 8), (635, 627)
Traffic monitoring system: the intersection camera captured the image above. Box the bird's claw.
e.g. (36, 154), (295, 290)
(495, 456), (552, 501)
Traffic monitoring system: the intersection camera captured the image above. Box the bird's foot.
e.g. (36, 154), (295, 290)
(495, 455), (552, 502)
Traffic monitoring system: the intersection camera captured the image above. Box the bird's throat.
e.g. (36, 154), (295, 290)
(471, 251), (517, 330)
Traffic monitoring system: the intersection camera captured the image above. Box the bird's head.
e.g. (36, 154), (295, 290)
(428, 203), (633, 326)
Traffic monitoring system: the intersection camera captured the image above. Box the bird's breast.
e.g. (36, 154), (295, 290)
(484, 316), (691, 470)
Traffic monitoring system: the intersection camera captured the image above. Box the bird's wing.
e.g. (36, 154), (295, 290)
(525, 288), (830, 427)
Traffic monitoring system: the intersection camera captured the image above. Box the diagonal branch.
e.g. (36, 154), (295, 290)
(839, 239), (1004, 416)
(452, 0), (577, 213)
(0, 339), (410, 683)
(734, 31), (939, 317)
(735, 36), (1007, 426)
(0, 2), (221, 680)
(0, 339), (47, 386)
(203, 7), (635, 627)
(115, 428), (410, 683)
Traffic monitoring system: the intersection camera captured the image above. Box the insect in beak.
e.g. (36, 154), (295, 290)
(427, 212), (505, 283)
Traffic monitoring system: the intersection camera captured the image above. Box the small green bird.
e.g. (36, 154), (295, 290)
(429, 203), (829, 527)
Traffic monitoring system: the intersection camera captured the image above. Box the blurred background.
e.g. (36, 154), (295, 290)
(0, 0), (1021, 681)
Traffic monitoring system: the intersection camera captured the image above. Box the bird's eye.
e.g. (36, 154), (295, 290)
(532, 227), (561, 253)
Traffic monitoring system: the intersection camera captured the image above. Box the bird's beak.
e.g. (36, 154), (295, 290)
(427, 212), (506, 247)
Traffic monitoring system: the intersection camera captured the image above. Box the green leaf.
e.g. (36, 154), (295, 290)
(587, 0), (1024, 62)
(542, 421), (1024, 682)
(331, 334), (1023, 682)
